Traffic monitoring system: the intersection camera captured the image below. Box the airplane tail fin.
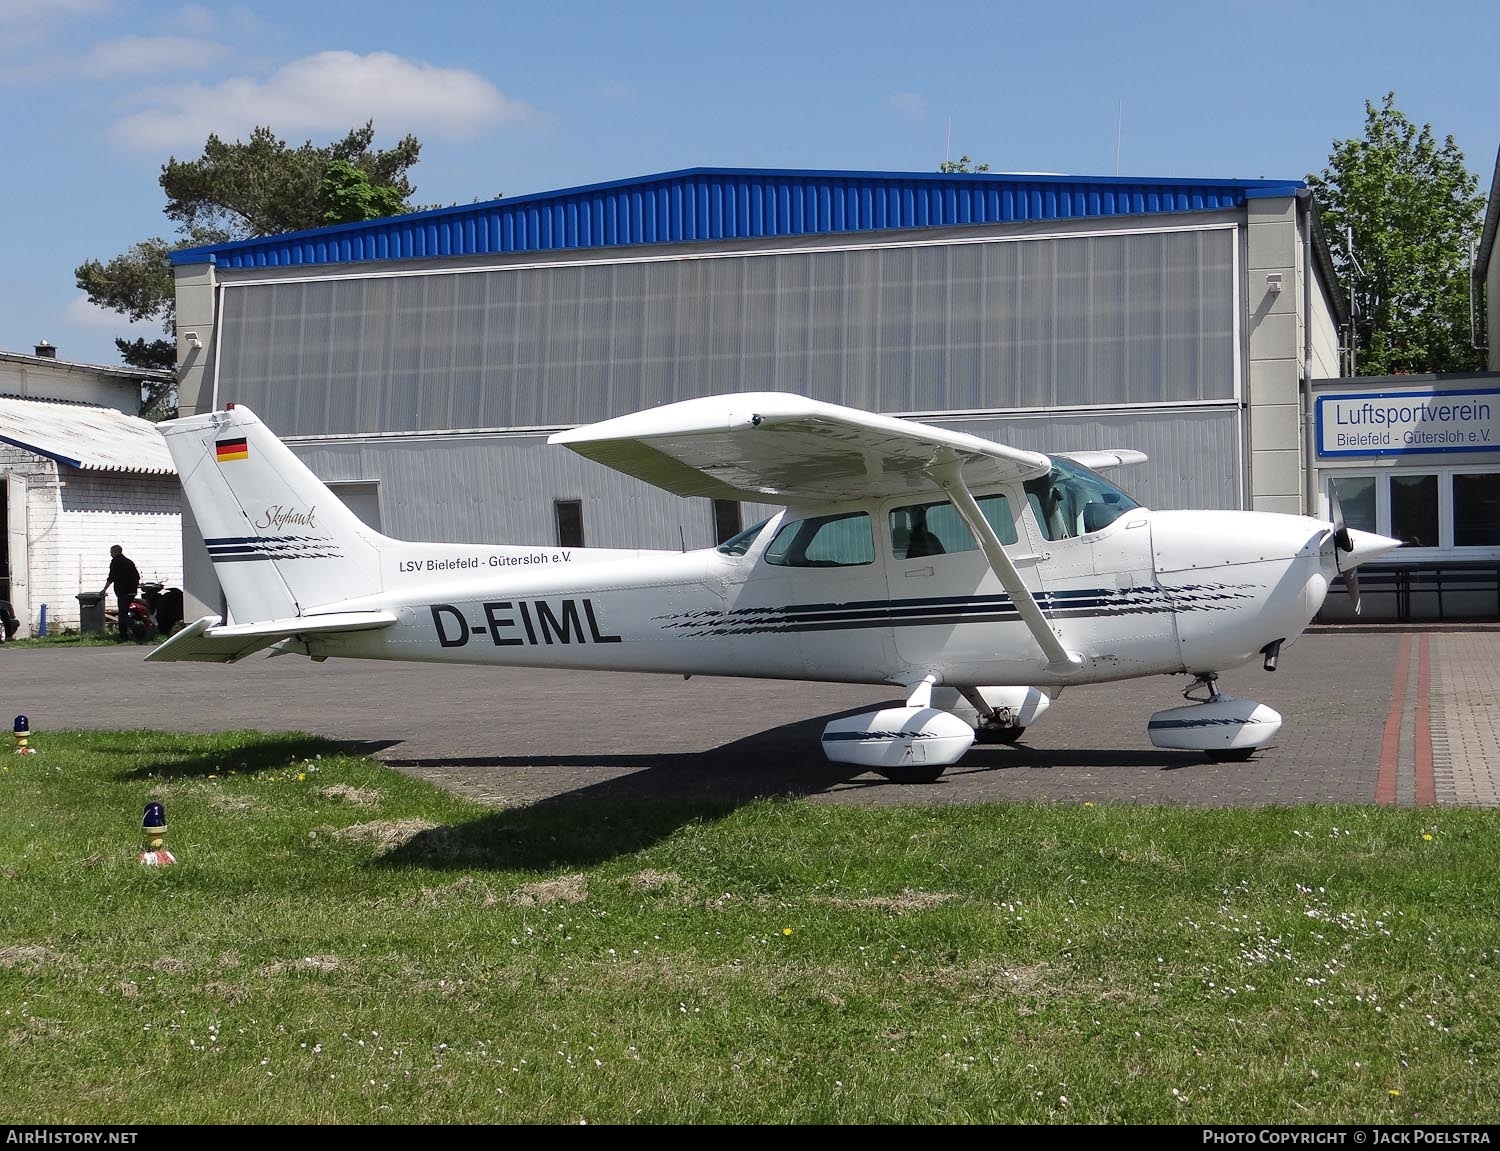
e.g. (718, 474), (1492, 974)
(157, 405), (386, 623)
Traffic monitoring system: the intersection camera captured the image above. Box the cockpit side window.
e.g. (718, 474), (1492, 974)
(1023, 457), (1140, 542)
(764, 512), (874, 567)
(889, 494), (1017, 559)
(716, 518), (771, 557)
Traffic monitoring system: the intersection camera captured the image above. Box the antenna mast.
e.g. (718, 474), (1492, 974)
(1115, 100), (1123, 175)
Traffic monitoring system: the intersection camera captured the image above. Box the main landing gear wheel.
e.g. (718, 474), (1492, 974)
(974, 724), (1026, 745)
(873, 762), (948, 785)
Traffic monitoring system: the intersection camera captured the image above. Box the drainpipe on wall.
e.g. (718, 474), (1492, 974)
(1301, 192), (1319, 520)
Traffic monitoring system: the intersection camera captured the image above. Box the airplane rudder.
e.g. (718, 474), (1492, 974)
(162, 406), (386, 618)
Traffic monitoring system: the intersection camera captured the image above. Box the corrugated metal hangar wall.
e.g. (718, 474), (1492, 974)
(206, 219), (1241, 549)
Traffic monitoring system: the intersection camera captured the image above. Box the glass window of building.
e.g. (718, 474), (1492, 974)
(1453, 473), (1500, 547)
(1390, 474), (1439, 549)
(1330, 474), (1377, 534)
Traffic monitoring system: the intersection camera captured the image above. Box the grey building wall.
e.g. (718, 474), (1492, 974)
(1245, 196), (1303, 516)
(1308, 275), (1341, 381)
(174, 263), (217, 418)
(1489, 244), (1500, 374)
(1487, 146), (1500, 374)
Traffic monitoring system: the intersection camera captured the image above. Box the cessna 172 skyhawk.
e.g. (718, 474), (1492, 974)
(150, 393), (1399, 783)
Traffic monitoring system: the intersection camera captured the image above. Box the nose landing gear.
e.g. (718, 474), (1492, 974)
(1147, 673), (1281, 763)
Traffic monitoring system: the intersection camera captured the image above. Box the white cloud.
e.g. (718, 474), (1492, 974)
(0, 0), (112, 25)
(167, 4), (261, 39)
(64, 295), (163, 334)
(174, 4), (219, 35)
(111, 50), (530, 151)
(83, 35), (228, 77)
(0, 0), (112, 61)
(890, 91), (929, 118)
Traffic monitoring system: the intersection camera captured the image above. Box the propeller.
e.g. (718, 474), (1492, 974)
(1327, 485), (1361, 615)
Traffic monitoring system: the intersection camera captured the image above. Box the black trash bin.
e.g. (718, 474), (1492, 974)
(75, 591), (106, 635)
(156, 587), (184, 633)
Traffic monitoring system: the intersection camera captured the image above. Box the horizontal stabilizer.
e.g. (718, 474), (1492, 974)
(146, 611), (399, 664)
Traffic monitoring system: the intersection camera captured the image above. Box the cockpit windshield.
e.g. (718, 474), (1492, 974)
(1022, 457), (1141, 541)
(716, 517), (771, 557)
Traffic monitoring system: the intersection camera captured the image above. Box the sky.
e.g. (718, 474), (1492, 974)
(2, 0), (1497, 368)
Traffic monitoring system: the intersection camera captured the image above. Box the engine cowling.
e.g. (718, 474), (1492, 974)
(820, 706), (975, 769)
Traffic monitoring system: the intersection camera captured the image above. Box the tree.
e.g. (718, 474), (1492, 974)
(940, 154), (990, 174)
(1307, 93), (1486, 375)
(76, 122), (423, 415)
(321, 159), (410, 225)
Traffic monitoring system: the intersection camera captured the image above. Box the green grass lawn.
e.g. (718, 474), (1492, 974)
(3, 632), (124, 648)
(1, 730), (1497, 1124)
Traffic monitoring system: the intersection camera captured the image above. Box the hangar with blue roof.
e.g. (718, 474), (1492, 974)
(169, 166), (1351, 622)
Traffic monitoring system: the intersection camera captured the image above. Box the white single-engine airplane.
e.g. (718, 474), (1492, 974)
(151, 393), (1399, 782)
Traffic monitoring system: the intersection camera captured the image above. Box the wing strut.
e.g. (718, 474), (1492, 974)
(928, 456), (1085, 674)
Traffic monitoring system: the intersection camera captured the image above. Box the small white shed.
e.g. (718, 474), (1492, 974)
(0, 397), (181, 635)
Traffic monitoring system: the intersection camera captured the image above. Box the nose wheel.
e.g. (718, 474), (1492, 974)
(1204, 746), (1256, 763)
(1181, 676), (1255, 760)
(1147, 673), (1281, 762)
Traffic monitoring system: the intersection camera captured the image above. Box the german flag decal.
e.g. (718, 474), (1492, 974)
(215, 437), (249, 462)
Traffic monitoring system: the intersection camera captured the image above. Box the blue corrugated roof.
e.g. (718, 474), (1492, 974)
(170, 166), (1305, 270)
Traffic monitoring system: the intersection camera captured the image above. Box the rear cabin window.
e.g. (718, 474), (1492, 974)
(889, 494), (1017, 559)
(764, 512), (874, 567)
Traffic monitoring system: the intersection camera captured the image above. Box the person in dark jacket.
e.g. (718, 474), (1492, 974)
(101, 545), (140, 641)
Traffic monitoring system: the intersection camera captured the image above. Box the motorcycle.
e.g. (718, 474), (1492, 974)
(123, 581), (185, 642)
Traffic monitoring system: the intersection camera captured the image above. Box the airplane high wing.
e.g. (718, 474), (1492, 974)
(1053, 449), (1149, 471)
(548, 392), (1051, 501)
(150, 393), (1401, 783)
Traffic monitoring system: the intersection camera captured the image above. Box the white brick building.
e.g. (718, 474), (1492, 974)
(0, 343), (169, 415)
(0, 397), (181, 636)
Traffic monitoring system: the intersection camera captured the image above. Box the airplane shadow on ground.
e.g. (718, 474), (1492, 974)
(376, 706), (1208, 873)
(111, 736), (402, 780)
